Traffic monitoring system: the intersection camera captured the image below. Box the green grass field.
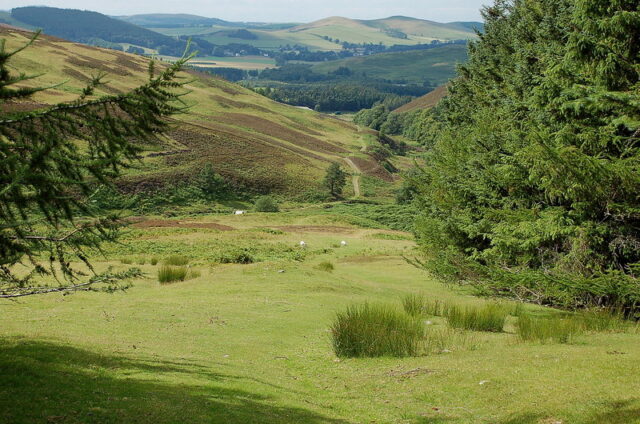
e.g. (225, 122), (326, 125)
(1, 209), (639, 424)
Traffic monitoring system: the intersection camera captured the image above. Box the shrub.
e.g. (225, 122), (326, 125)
(402, 293), (426, 317)
(516, 314), (584, 344)
(158, 266), (188, 284)
(579, 308), (626, 332)
(150, 257), (159, 266)
(254, 196), (279, 212)
(445, 303), (507, 332)
(217, 249), (254, 264)
(331, 303), (423, 358)
(315, 261), (334, 272)
(120, 257), (133, 265)
(163, 255), (189, 266)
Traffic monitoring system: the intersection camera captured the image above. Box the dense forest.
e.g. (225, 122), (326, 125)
(406, 0), (640, 314)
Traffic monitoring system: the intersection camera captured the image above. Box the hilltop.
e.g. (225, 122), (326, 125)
(153, 15), (480, 51)
(0, 26), (389, 196)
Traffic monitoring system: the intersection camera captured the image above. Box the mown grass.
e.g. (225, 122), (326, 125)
(331, 303), (423, 358)
(2, 211), (640, 423)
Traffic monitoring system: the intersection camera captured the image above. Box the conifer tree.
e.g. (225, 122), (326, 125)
(0, 32), (191, 298)
(411, 0), (640, 311)
(323, 162), (347, 198)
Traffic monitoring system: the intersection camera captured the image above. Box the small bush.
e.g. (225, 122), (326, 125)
(402, 293), (426, 317)
(446, 303), (507, 332)
(217, 249), (254, 264)
(158, 266), (188, 284)
(331, 303), (423, 358)
(579, 308), (626, 332)
(516, 314), (584, 343)
(164, 255), (189, 266)
(150, 257), (159, 266)
(254, 196), (279, 212)
(315, 261), (334, 272)
(120, 258), (133, 265)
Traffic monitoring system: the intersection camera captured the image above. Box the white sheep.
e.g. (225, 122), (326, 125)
(234, 210), (246, 215)
(299, 241), (307, 248)
(340, 240), (347, 247)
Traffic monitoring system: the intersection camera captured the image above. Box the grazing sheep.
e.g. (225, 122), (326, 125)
(299, 241), (307, 248)
(234, 210), (246, 215)
(340, 240), (347, 247)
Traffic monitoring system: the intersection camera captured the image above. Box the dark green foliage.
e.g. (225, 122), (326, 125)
(325, 203), (416, 232)
(216, 249), (254, 264)
(323, 163), (347, 198)
(0, 33), (190, 298)
(331, 303), (423, 358)
(196, 163), (228, 200)
(12, 7), (178, 50)
(315, 261), (334, 272)
(412, 0), (640, 312)
(254, 196), (279, 212)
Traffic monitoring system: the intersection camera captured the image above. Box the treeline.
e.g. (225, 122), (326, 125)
(253, 84), (414, 112)
(406, 0), (640, 313)
(272, 40), (468, 65)
(354, 105), (437, 142)
(246, 64), (432, 111)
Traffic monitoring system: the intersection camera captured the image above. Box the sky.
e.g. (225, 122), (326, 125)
(3, 1), (488, 23)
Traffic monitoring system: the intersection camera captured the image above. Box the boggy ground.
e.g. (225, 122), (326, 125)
(1, 210), (639, 424)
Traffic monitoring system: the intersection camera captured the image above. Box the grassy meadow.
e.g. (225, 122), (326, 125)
(1, 208), (640, 424)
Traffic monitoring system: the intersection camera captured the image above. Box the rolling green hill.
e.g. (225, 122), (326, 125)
(312, 44), (468, 85)
(1, 26), (387, 195)
(153, 16), (479, 52)
(117, 13), (237, 28)
(11, 7), (179, 48)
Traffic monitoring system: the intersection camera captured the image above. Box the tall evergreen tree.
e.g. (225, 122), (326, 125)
(0, 33), (191, 298)
(324, 162), (347, 198)
(411, 0), (640, 311)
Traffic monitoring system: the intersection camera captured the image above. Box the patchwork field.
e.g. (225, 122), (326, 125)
(1, 209), (639, 423)
(151, 16), (478, 52)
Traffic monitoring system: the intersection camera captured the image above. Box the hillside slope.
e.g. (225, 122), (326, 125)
(312, 45), (468, 85)
(394, 84), (449, 113)
(1, 27), (386, 194)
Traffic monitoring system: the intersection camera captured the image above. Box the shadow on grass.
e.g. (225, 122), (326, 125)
(496, 399), (640, 424)
(0, 339), (350, 424)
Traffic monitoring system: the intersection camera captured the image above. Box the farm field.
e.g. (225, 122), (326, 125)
(1, 209), (639, 424)
(188, 55), (277, 70)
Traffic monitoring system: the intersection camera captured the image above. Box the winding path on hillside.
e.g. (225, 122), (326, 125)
(343, 157), (361, 198)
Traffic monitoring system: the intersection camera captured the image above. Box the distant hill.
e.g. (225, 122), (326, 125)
(0, 26), (389, 193)
(117, 13), (237, 28)
(394, 84), (449, 113)
(11, 7), (179, 50)
(312, 44), (468, 85)
(153, 15), (479, 52)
